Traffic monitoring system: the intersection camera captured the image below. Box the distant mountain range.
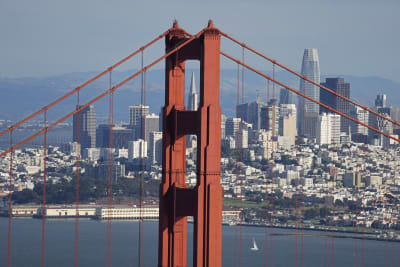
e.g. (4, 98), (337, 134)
(0, 69), (399, 123)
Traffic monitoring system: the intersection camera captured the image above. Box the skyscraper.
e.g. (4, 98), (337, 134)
(236, 100), (267, 130)
(129, 104), (149, 127)
(299, 48), (320, 138)
(316, 113), (341, 145)
(260, 99), (280, 136)
(320, 78), (351, 133)
(149, 131), (162, 165)
(187, 72), (198, 111)
(73, 105), (96, 153)
(279, 87), (294, 105)
(375, 94), (387, 108)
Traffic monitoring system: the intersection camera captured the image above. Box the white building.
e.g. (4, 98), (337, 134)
(128, 139), (147, 160)
(317, 113), (341, 145)
(149, 132), (162, 164)
(129, 104), (149, 126)
(96, 206), (159, 220)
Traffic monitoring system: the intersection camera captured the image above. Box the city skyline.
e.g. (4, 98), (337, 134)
(0, 1), (399, 82)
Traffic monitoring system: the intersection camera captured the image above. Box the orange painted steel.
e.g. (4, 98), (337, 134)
(220, 51), (400, 144)
(74, 93), (81, 267)
(106, 72), (113, 267)
(0, 30), (170, 139)
(0, 29), (204, 159)
(219, 31), (400, 129)
(41, 111), (47, 267)
(158, 20), (222, 267)
(7, 131), (13, 267)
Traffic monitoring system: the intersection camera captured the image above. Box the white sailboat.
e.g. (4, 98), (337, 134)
(250, 237), (259, 251)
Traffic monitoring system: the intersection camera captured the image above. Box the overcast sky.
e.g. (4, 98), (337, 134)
(1, 0), (399, 82)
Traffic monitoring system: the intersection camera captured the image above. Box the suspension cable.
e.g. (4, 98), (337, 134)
(0, 30), (171, 139)
(219, 31), (400, 129)
(219, 51), (400, 144)
(0, 29), (206, 159)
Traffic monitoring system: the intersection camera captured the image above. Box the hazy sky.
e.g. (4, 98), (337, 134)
(1, 0), (399, 82)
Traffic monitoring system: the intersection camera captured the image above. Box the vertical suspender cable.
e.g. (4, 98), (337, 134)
(393, 143), (397, 267)
(324, 97), (329, 267)
(7, 130), (13, 267)
(362, 135), (366, 267)
(385, 137), (389, 267)
(269, 63), (276, 267)
(301, 78), (307, 267)
(300, 78), (305, 267)
(355, 131), (359, 267)
(265, 79), (270, 267)
(74, 91), (81, 267)
(138, 50), (145, 267)
(331, 129), (335, 267)
(239, 46), (245, 267)
(235, 62), (240, 267)
(106, 69), (114, 267)
(295, 82), (300, 267)
(41, 110), (47, 267)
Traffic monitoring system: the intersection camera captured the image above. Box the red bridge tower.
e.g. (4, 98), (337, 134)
(158, 20), (222, 267)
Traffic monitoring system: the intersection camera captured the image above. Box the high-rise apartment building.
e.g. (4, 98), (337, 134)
(298, 48), (320, 138)
(316, 113), (341, 145)
(96, 124), (134, 149)
(73, 105), (96, 152)
(128, 139), (147, 160)
(279, 104), (297, 145)
(260, 99), (280, 136)
(187, 72), (198, 111)
(375, 94), (387, 108)
(237, 100), (267, 130)
(225, 118), (242, 137)
(279, 87), (295, 105)
(138, 113), (160, 142)
(320, 78), (351, 133)
(129, 104), (149, 127)
(351, 106), (369, 136)
(149, 131), (162, 165)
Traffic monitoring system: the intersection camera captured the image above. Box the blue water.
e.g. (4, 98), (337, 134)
(0, 217), (398, 266)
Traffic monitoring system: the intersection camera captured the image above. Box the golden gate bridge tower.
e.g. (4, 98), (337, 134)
(158, 20), (223, 267)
